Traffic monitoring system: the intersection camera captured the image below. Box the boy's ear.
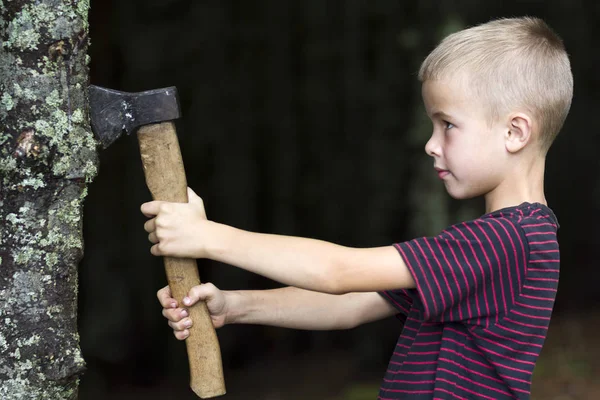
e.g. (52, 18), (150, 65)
(505, 113), (533, 153)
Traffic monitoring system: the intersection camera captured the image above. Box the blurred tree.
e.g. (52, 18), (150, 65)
(0, 0), (95, 398)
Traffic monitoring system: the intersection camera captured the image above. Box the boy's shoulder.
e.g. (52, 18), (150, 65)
(479, 202), (559, 229)
(437, 201), (559, 252)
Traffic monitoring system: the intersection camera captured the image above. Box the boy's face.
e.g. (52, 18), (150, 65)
(422, 77), (509, 200)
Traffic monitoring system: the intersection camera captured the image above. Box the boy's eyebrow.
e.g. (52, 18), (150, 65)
(431, 111), (453, 120)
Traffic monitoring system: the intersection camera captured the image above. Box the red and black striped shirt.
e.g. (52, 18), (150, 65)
(380, 202), (559, 399)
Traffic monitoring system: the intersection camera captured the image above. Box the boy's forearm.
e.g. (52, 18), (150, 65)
(203, 221), (414, 294)
(225, 288), (353, 330)
(205, 222), (347, 293)
(224, 287), (396, 330)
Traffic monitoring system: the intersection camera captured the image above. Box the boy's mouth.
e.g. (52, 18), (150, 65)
(434, 167), (450, 179)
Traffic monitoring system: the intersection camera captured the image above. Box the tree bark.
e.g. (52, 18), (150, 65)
(0, 1), (94, 398)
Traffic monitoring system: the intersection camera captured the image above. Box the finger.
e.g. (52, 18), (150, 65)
(144, 218), (156, 233)
(187, 187), (207, 218)
(141, 201), (164, 218)
(162, 307), (188, 322)
(183, 283), (213, 307)
(168, 317), (193, 332)
(174, 329), (190, 340)
(150, 243), (163, 256)
(187, 187), (202, 204)
(157, 286), (176, 308)
(148, 232), (158, 244)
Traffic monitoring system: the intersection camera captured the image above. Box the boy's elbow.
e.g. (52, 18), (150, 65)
(343, 312), (363, 329)
(315, 273), (345, 295)
(323, 281), (349, 296)
(320, 260), (352, 295)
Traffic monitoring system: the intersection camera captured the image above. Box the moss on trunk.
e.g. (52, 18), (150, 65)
(0, 1), (96, 398)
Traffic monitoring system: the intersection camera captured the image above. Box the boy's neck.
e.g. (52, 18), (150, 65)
(484, 157), (547, 213)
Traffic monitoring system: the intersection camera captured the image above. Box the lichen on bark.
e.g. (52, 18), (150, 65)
(0, 1), (96, 399)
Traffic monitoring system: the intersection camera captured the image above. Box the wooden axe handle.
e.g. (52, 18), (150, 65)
(137, 122), (226, 398)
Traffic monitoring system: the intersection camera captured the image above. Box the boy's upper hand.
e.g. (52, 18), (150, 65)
(141, 187), (209, 258)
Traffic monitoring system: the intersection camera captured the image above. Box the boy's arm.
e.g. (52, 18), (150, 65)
(160, 283), (398, 338)
(206, 224), (415, 294)
(142, 189), (415, 294)
(228, 287), (398, 330)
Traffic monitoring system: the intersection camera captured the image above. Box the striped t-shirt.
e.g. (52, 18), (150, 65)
(379, 202), (559, 399)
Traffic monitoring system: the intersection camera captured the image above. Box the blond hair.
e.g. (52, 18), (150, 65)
(419, 17), (573, 152)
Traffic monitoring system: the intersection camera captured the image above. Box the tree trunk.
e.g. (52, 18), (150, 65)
(0, 1), (94, 398)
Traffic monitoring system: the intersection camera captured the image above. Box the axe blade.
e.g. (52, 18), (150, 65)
(88, 85), (181, 149)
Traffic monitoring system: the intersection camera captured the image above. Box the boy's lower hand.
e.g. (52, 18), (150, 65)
(157, 282), (229, 340)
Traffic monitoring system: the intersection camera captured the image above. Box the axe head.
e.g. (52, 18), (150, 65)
(88, 85), (181, 149)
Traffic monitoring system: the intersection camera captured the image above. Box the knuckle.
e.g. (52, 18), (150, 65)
(188, 285), (201, 299)
(154, 246), (164, 256)
(157, 287), (172, 304)
(163, 309), (177, 322)
(173, 321), (184, 331)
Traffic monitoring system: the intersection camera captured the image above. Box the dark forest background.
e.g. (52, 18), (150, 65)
(79, 1), (599, 399)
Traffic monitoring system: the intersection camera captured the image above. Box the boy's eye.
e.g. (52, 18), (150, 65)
(444, 121), (455, 130)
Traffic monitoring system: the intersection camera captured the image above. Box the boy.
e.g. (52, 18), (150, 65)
(142, 17), (572, 399)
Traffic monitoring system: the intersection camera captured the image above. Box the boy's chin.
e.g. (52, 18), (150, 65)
(444, 186), (481, 200)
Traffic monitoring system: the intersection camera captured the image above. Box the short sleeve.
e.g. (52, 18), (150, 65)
(395, 217), (529, 326)
(379, 289), (414, 316)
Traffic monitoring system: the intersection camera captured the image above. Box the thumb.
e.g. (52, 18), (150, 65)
(187, 187), (207, 218)
(183, 283), (211, 306)
(187, 187), (203, 205)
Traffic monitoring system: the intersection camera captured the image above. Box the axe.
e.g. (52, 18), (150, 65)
(88, 85), (226, 398)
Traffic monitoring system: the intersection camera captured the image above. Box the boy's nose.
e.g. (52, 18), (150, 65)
(425, 135), (440, 157)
